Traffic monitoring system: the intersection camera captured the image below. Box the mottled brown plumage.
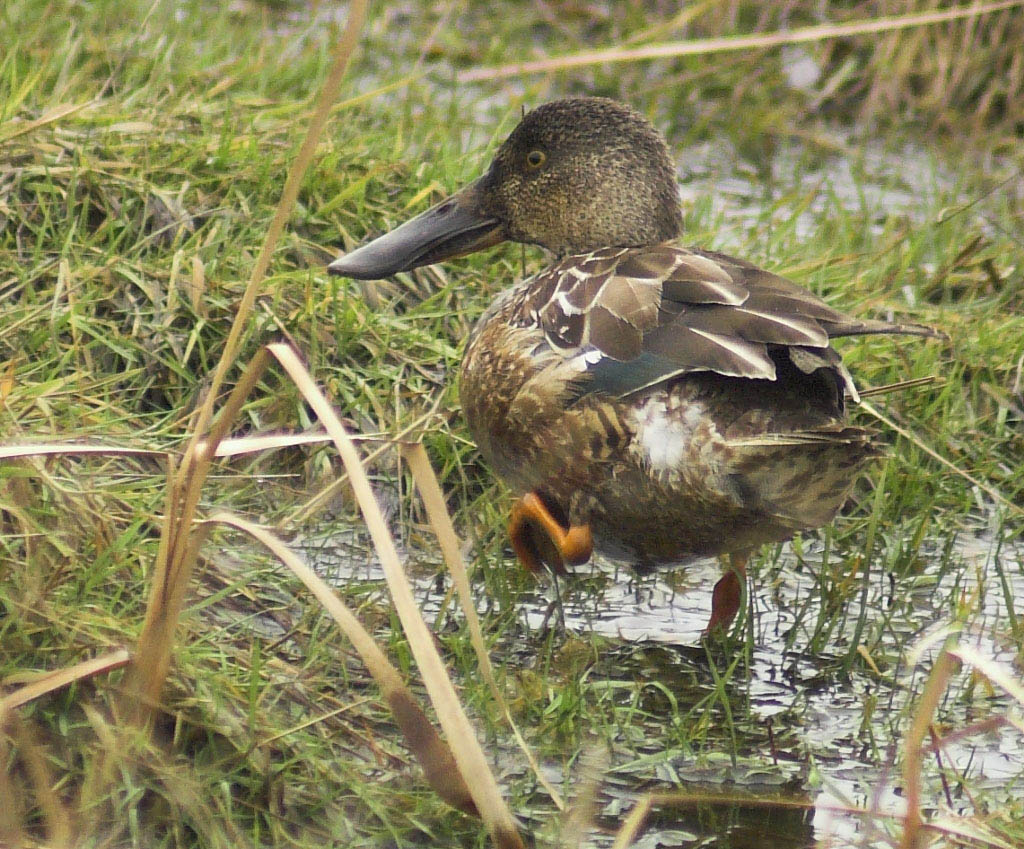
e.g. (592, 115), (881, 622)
(329, 97), (941, 633)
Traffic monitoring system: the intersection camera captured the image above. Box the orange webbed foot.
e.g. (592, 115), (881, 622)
(705, 552), (749, 635)
(508, 492), (593, 575)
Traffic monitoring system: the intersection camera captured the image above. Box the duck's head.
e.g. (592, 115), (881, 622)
(328, 97), (683, 279)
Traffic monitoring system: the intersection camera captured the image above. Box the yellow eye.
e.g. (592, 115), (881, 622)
(526, 150), (546, 168)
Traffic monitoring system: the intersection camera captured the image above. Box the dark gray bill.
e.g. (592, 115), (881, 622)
(327, 179), (504, 280)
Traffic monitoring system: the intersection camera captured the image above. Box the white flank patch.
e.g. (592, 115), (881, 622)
(632, 397), (707, 472)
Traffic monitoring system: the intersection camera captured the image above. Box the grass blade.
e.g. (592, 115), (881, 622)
(459, 0), (1024, 81)
(204, 511), (478, 815)
(402, 442), (566, 811)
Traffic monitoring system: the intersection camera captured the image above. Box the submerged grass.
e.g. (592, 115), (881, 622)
(2, 0), (1023, 847)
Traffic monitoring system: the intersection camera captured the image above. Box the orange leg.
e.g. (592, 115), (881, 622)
(705, 552), (748, 635)
(508, 491), (593, 575)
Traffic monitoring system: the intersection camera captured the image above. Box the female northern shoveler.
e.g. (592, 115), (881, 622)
(328, 97), (939, 634)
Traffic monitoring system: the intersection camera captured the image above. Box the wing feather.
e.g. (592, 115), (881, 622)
(524, 243), (937, 399)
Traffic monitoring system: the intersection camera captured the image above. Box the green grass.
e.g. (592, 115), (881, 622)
(2, 1), (1023, 846)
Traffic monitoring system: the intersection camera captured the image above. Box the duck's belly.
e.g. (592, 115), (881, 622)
(570, 467), (799, 567)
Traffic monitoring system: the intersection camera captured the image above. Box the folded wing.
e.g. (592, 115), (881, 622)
(523, 244), (939, 401)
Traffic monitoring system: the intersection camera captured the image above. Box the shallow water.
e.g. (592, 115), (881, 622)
(554, 534), (1023, 847)
(298, 515), (1023, 848)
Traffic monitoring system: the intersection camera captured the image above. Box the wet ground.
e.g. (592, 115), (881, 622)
(552, 534), (1022, 847)
(298, 515), (1023, 848)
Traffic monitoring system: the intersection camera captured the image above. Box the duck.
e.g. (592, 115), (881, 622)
(327, 97), (940, 634)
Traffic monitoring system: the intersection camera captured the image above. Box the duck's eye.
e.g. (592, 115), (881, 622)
(526, 150), (546, 169)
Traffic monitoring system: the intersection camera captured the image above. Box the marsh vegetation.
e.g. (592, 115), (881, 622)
(2, 1), (1022, 846)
